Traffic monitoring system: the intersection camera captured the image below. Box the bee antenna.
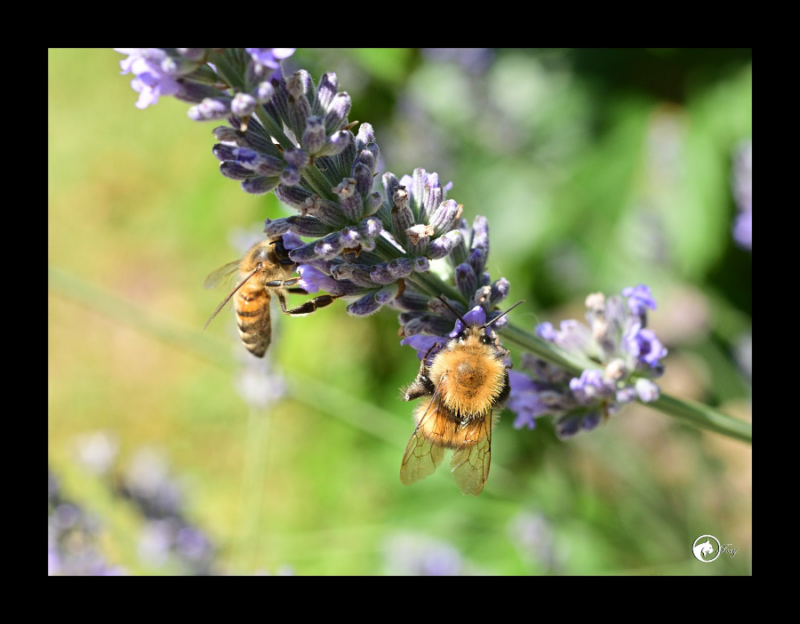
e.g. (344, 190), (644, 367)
(437, 295), (469, 327)
(482, 300), (525, 329)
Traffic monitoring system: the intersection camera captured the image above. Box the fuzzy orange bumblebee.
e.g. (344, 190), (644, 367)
(400, 298), (522, 496)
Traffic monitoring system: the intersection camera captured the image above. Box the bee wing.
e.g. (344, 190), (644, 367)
(203, 267), (261, 331)
(204, 260), (241, 290)
(400, 381), (447, 486)
(450, 411), (492, 496)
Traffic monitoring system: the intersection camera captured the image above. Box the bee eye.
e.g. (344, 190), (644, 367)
(480, 335), (493, 345)
(456, 332), (466, 341)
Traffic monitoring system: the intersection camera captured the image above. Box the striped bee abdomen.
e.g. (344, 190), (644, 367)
(235, 285), (271, 358)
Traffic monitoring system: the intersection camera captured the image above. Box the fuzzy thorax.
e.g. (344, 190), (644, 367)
(429, 335), (506, 417)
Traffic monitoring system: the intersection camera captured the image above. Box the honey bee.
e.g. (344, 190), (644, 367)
(204, 235), (338, 357)
(400, 297), (523, 496)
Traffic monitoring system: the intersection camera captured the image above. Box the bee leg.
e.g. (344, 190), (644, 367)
(276, 291), (339, 316)
(265, 277), (302, 288)
(403, 343), (440, 401)
(287, 287), (309, 295)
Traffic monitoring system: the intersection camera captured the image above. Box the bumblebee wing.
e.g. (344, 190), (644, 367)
(204, 260), (241, 290)
(400, 379), (447, 486)
(450, 411), (492, 496)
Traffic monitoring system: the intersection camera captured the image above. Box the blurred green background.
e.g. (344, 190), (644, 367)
(48, 48), (751, 575)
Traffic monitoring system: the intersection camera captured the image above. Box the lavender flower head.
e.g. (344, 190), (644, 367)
(507, 287), (667, 438)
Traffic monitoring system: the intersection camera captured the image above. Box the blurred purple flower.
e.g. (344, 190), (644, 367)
(115, 48), (181, 109)
(245, 48), (296, 69)
(622, 284), (657, 317)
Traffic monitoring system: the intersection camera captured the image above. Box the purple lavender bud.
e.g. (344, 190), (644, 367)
(212, 126), (248, 145)
(456, 263), (477, 299)
(624, 323), (668, 369)
(489, 278), (510, 306)
(256, 81), (274, 103)
(324, 93), (352, 134)
(283, 148), (309, 169)
(383, 173), (400, 205)
(405, 224), (433, 256)
(555, 415), (582, 439)
(400, 334), (445, 365)
(333, 178), (363, 222)
(242, 176), (279, 195)
(635, 378), (660, 403)
(332, 263), (377, 288)
(263, 218), (292, 237)
(468, 248), (486, 275)
(622, 284), (657, 318)
(428, 230), (463, 259)
(353, 162), (373, 199)
(429, 200), (460, 236)
(535, 322), (556, 341)
(212, 143), (237, 162)
(412, 168), (427, 213)
(420, 178), (442, 224)
(302, 116), (326, 154)
(367, 142), (380, 167)
(315, 73), (338, 114)
(394, 291), (431, 312)
(275, 184), (312, 210)
(616, 386), (637, 404)
(581, 411), (602, 431)
(370, 263), (396, 284)
(297, 265), (337, 294)
(348, 286), (392, 316)
(359, 216), (383, 240)
(308, 232), (342, 260)
(339, 226), (362, 249)
(364, 192), (383, 216)
(450, 306), (488, 336)
(429, 296), (467, 322)
(388, 258), (414, 279)
(116, 48), (182, 109)
(486, 309), (509, 332)
(188, 97), (230, 121)
(414, 256), (430, 272)
(231, 93), (257, 117)
(220, 162), (257, 180)
(246, 48), (296, 69)
(286, 216), (334, 237)
(356, 122), (375, 150)
(287, 70), (313, 98)
(280, 166), (301, 186)
(471, 215), (489, 255)
(392, 199), (415, 248)
(288, 93), (312, 139)
(289, 241), (322, 263)
(234, 148), (285, 177)
(318, 130), (353, 157)
(569, 370), (615, 406)
(174, 80), (221, 104)
(303, 195), (347, 227)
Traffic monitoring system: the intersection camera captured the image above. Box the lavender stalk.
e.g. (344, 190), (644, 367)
(113, 48), (751, 444)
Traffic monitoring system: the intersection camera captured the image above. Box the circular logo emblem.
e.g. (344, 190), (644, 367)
(692, 535), (721, 563)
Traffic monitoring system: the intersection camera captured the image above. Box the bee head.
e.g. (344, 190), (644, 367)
(438, 296), (524, 345)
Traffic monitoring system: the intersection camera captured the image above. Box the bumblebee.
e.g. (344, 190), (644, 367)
(204, 236), (338, 357)
(400, 298), (522, 495)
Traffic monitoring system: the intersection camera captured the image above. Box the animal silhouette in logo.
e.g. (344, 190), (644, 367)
(693, 539), (715, 561)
